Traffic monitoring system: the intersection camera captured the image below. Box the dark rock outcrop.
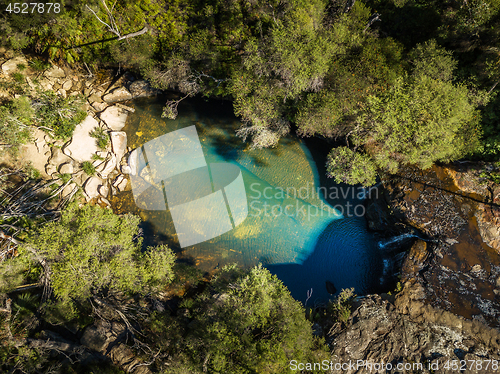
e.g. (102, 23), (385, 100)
(330, 289), (500, 374)
(380, 164), (500, 328)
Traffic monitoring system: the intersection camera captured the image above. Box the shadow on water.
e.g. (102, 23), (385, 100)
(302, 136), (365, 207)
(264, 137), (384, 303)
(266, 216), (382, 304)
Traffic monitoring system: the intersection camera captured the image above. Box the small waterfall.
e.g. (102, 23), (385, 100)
(378, 233), (420, 249)
(379, 258), (392, 285)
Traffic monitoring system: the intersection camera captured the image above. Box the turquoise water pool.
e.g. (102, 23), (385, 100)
(113, 95), (383, 303)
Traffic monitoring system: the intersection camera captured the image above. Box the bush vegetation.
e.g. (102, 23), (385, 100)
(81, 161), (96, 176)
(0, 205), (328, 373)
(2, 0), (500, 181)
(89, 127), (109, 149)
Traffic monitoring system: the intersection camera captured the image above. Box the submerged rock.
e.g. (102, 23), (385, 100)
(325, 280), (337, 295)
(384, 164), (500, 328)
(128, 80), (158, 98)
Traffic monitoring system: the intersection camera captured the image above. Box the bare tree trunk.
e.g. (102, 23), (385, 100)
(344, 0), (356, 13)
(487, 78), (500, 94)
(117, 26), (149, 41)
(364, 13), (381, 32)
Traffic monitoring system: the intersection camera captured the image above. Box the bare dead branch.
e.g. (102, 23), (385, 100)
(117, 26), (149, 41)
(364, 13), (381, 32)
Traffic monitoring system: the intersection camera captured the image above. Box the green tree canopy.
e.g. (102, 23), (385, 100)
(18, 204), (175, 303)
(326, 146), (377, 186)
(408, 39), (457, 81)
(177, 264), (327, 373)
(355, 76), (480, 173)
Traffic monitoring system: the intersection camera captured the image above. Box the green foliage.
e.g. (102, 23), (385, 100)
(19, 204), (175, 304)
(355, 76), (480, 175)
(34, 91), (86, 140)
(295, 91), (347, 138)
(473, 91), (500, 160)
(29, 59), (50, 72)
(408, 39), (457, 81)
(0, 96), (33, 152)
(60, 173), (72, 184)
(178, 264), (328, 373)
(230, 1), (335, 145)
(11, 72), (24, 84)
(89, 127), (109, 149)
(91, 153), (105, 161)
(328, 288), (356, 324)
(42, 299), (79, 324)
(479, 168), (500, 184)
(81, 161), (96, 176)
(23, 164), (41, 180)
(326, 147), (377, 186)
(0, 257), (26, 293)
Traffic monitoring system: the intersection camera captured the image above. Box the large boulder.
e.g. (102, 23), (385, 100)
(98, 184), (109, 198)
(61, 183), (77, 199)
(400, 240), (429, 281)
(99, 106), (128, 131)
(113, 175), (128, 192)
(80, 321), (125, 353)
(96, 154), (117, 179)
(84, 176), (102, 201)
(128, 80), (158, 98)
(330, 294), (500, 373)
(475, 204), (500, 253)
(49, 146), (71, 166)
(2, 56), (27, 74)
(103, 86), (132, 103)
(62, 80), (73, 91)
(59, 162), (74, 175)
(63, 116), (100, 162)
(109, 343), (152, 374)
(110, 131), (127, 161)
(38, 78), (53, 91)
(44, 65), (66, 79)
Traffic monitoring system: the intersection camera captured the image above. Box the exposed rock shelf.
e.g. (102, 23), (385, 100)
(374, 164), (500, 328)
(0, 50), (160, 207)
